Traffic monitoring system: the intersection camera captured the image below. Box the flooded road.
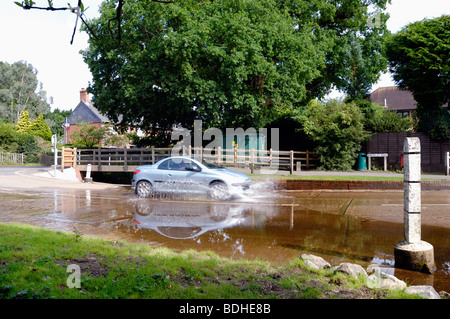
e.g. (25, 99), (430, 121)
(0, 182), (449, 293)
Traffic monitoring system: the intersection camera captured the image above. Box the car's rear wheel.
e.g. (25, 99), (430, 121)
(209, 181), (229, 200)
(136, 180), (153, 198)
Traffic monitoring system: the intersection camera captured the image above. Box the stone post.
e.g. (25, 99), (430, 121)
(394, 137), (436, 274)
(84, 163), (93, 183)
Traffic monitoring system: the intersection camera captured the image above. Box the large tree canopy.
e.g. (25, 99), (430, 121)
(81, 0), (389, 138)
(0, 61), (50, 123)
(386, 15), (450, 140)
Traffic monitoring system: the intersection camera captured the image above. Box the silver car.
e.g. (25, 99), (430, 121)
(131, 156), (251, 200)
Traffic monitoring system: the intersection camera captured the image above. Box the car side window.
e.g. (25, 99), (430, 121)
(180, 160), (200, 171)
(157, 159), (169, 170)
(159, 158), (200, 171)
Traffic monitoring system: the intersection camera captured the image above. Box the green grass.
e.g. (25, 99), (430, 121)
(248, 174), (448, 182)
(0, 223), (420, 299)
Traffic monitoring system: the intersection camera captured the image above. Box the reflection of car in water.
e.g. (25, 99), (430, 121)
(131, 156), (251, 200)
(133, 200), (251, 239)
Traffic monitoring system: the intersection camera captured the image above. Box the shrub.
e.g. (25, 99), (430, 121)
(296, 99), (370, 171)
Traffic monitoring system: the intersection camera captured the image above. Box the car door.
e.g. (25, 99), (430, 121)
(151, 158), (192, 189)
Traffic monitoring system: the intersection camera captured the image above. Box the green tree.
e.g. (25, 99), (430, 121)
(0, 61), (50, 122)
(16, 110), (31, 133)
(289, 2), (390, 101)
(70, 122), (110, 148)
(363, 103), (413, 133)
(44, 108), (72, 137)
(29, 114), (53, 141)
(0, 121), (41, 163)
(296, 99), (370, 171)
(81, 0), (389, 136)
(385, 15), (450, 140)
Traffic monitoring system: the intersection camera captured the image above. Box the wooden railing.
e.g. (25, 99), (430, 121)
(0, 152), (24, 165)
(75, 147), (318, 173)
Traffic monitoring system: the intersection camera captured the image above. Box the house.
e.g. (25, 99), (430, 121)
(370, 86), (449, 117)
(63, 88), (110, 144)
(370, 86), (417, 117)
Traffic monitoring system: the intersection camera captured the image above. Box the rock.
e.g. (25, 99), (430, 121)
(367, 273), (407, 290)
(366, 265), (406, 290)
(439, 291), (450, 299)
(334, 263), (368, 279)
(405, 285), (441, 299)
(300, 254), (331, 270)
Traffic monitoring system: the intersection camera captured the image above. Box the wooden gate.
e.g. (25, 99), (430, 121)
(61, 147), (77, 172)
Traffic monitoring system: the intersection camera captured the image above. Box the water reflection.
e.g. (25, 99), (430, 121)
(132, 200), (253, 239)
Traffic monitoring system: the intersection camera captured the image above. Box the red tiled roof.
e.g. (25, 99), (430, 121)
(370, 86), (417, 111)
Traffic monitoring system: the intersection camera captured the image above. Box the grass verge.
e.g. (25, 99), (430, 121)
(248, 174), (448, 181)
(0, 223), (419, 299)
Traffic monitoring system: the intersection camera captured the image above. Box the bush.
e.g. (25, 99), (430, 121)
(15, 133), (40, 163)
(296, 99), (370, 171)
(0, 121), (41, 163)
(364, 104), (413, 133)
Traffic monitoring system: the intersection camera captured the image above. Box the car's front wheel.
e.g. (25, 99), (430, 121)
(135, 180), (153, 198)
(209, 181), (230, 201)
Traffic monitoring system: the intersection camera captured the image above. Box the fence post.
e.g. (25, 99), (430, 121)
(306, 150), (310, 169)
(151, 146), (155, 164)
(446, 152), (449, 176)
(97, 147), (102, 172)
(72, 148), (77, 169)
(61, 147), (65, 172)
(251, 148), (255, 174)
(290, 150), (294, 174)
(124, 147), (128, 172)
(218, 147), (222, 165)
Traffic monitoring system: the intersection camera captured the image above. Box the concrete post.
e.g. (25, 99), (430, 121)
(84, 163), (93, 183)
(403, 137), (421, 243)
(394, 137), (436, 274)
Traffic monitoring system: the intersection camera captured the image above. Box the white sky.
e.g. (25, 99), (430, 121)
(0, 0), (449, 111)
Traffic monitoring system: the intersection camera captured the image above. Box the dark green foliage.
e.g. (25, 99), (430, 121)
(44, 108), (72, 137)
(386, 15), (450, 140)
(362, 103), (413, 133)
(0, 121), (40, 163)
(0, 61), (50, 122)
(29, 114), (53, 141)
(82, 0), (389, 136)
(296, 99), (370, 171)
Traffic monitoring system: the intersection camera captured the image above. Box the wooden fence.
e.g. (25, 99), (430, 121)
(75, 147), (318, 173)
(0, 152), (24, 165)
(366, 132), (450, 173)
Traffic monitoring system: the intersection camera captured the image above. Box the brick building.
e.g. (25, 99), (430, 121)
(63, 88), (110, 144)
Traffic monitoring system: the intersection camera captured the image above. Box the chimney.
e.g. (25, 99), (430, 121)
(80, 88), (89, 103)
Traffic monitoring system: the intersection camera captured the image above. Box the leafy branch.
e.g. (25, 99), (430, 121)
(15, 0), (174, 46)
(15, 0), (96, 44)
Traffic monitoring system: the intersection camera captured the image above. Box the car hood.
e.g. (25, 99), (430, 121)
(212, 168), (249, 180)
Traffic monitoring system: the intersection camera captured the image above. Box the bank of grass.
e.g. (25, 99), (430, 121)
(0, 223), (419, 299)
(248, 173), (448, 182)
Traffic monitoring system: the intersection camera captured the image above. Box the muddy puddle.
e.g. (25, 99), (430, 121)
(0, 183), (449, 293)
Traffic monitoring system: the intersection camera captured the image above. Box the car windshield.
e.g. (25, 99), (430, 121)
(201, 158), (223, 169)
